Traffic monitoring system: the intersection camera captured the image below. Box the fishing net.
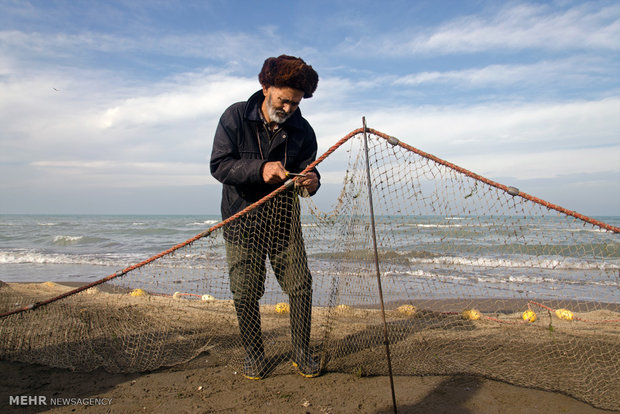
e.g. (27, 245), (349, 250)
(1, 127), (618, 409)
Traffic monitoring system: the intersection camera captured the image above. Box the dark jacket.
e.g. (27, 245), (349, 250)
(210, 90), (320, 220)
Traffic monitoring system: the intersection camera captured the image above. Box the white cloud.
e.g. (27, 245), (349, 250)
(424, 3), (619, 52)
(99, 73), (257, 128)
(24, 160), (217, 188)
(308, 96), (620, 184)
(2, 55), (618, 191)
(0, 65), (259, 166)
(358, 97), (620, 151)
(1, 1), (618, 214)
(393, 57), (613, 88)
(0, 27), (281, 64)
(451, 146), (620, 181)
(340, 2), (620, 56)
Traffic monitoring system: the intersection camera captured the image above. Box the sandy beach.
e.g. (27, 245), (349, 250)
(2, 281), (619, 413)
(2, 354), (619, 414)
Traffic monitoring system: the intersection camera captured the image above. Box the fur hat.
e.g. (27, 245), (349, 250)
(258, 55), (319, 98)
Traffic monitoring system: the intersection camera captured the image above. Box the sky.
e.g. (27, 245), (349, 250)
(0, 0), (618, 216)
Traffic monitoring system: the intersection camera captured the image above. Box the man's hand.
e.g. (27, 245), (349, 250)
(295, 171), (319, 194)
(261, 161), (288, 184)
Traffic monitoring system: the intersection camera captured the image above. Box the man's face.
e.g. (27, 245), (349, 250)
(262, 86), (304, 124)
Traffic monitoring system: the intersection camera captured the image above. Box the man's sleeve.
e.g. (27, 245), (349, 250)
(299, 124), (321, 196)
(210, 110), (265, 186)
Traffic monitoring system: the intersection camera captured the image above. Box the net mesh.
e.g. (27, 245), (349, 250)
(1, 128), (618, 409)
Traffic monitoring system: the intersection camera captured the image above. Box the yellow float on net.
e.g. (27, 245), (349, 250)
(555, 308), (574, 321)
(129, 288), (147, 297)
(172, 291), (182, 299)
(201, 294), (215, 302)
(275, 302), (290, 314)
(522, 309), (537, 323)
(335, 304), (351, 313)
(397, 304), (417, 316)
(462, 309), (481, 321)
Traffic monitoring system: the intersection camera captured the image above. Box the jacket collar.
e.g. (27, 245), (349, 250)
(244, 89), (305, 131)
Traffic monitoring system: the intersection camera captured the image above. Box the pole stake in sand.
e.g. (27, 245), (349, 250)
(362, 116), (398, 414)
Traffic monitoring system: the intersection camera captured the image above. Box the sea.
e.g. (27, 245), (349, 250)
(0, 214), (618, 303)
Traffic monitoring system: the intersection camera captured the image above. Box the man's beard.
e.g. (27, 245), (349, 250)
(266, 95), (292, 124)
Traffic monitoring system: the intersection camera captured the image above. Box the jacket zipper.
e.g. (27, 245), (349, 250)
(256, 124), (288, 167)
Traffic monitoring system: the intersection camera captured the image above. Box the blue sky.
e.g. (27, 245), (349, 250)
(1, 0), (618, 216)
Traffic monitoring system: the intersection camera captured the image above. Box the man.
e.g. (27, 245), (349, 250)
(210, 55), (321, 379)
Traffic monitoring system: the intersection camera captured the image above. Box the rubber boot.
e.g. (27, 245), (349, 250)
(289, 294), (321, 377)
(234, 299), (266, 379)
